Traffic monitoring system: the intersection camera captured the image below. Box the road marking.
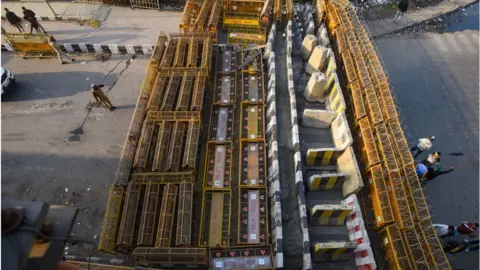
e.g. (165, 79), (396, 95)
(444, 33), (462, 54)
(457, 33), (476, 54)
(431, 34), (448, 52)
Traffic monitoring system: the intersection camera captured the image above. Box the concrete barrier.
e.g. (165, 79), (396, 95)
(302, 109), (336, 129)
(306, 148), (343, 166)
(286, 20), (312, 270)
(265, 48), (284, 269)
(303, 72), (328, 102)
(300, 34), (318, 60)
(308, 173), (347, 191)
(312, 242), (358, 261)
(310, 204), (353, 225)
(337, 147), (363, 197)
(306, 21), (315, 36)
(302, 110), (353, 150)
(306, 45), (330, 74)
(1, 43), (155, 55)
(326, 73), (346, 113)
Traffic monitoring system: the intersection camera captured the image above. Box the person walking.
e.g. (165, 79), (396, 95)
(417, 164), (454, 184)
(410, 136), (434, 158)
(4, 8), (24, 33)
(393, 0), (409, 22)
(443, 238), (479, 253)
(434, 223), (455, 238)
(456, 221), (479, 236)
(422, 152), (441, 167)
(22, 6), (46, 34)
(91, 84), (115, 111)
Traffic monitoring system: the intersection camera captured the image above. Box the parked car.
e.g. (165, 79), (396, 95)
(1, 66), (15, 96)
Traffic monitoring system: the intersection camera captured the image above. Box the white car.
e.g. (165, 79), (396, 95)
(1, 66), (15, 95)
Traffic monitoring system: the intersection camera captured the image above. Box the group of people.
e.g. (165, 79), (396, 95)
(412, 136), (477, 254)
(434, 222), (479, 254)
(4, 7), (46, 34)
(411, 136), (455, 184)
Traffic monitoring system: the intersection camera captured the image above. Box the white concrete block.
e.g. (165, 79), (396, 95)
(300, 34), (318, 60)
(306, 45), (330, 74)
(304, 71), (328, 102)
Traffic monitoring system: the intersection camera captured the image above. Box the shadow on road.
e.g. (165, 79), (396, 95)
(1, 71), (117, 101)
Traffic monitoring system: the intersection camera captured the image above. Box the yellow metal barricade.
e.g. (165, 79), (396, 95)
(4, 33), (57, 59)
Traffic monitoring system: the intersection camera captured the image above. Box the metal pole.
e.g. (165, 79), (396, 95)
(45, 0), (57, 17)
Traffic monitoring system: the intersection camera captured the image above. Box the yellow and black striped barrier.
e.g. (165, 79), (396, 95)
(306, 148), (343, 166)
(312, 242), (358, 261)
(308, 173), (347, 191)
(310, 205), (352, 225)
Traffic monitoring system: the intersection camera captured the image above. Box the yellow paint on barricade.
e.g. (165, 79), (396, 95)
(311, 205), (352, 225)
(326, 74), (346, 113)
(380, 224), (412, 270)
(4, 33), (57, 58)
(306, 149), (343, 166)
(367, 165), (393, 228)
(99, 185), (125, 254)
(308, 173), (346, 191)
(313, 242), (357, 261)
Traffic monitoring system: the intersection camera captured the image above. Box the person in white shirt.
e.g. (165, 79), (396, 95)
(410, 136), (435, 158)
(422, 152), (441, 167)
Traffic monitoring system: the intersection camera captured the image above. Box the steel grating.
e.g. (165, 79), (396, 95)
(199, 191), (232, 247)
(147, 74), (168, 111)
(419, 219), (451, 269)
(208, 0), (222, 32)
(372, 75), (398, 121)
(174, 75), (194, 111)
(386, 117), (412, 166)
(341, 49), (357, 84)
(240, 141), (266, 187)
(403, 163), (431, 222)
(367, 164), (393, 227)
(155, 183), (178, 247)
(137, 182), (162, 246)
(357, 117), (380, 169)
(176, 181), (194, 246)
(133, 247), (207, 264)
(187, 37), (199, 67)
(130, 0), (159, 9)
(132, 171), (195, 184)
(364, 84), (384, 126)
(386, 170), (414, 230)
(381, 224), (412, 270)
(209, 107), (234, 142)
(214, 75), (236, 106)
(195, 0), (215, 30)
(402, 228), (429, 269)
(204, 143), (233, 189)
(374, 123), (398, 172)
(273, 0), (281, 21)
(160, 76), (181, 111)
(191, 72), (207, 111)
(133, 121), (155, 171)
(165, 122), (187, 172)
(99, 185), (125, 253)
(243, 71), (264, 103)
(183, 120), (201, 169)
(117, 182), (144, 252)
(172, 38), (185, 68)
(161, 40), (178, 68)
(201, 38), (212, 68)
(152, 121), (173, 172)
(241, 104), (265, 141)
(236, 188), (268, 245)
(147, 111), (200, 122)
(335, 27), (347, 55)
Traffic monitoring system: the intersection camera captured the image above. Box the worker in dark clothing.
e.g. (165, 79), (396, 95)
(393, 0), (409, 22)
(91, 84), (115, 111)
(22, 6), (46, 34)
(4, 8), (24, 33)
(417, 163), (454, 185)
(444, 238), (479, 254)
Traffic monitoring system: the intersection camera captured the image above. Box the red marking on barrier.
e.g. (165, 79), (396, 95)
(260, 219), (265, 224)
(354, 250), (369, 258)
(243, 207), (248, 212)
(224, 181), (229, 186)
(348, 225), (361, 234)
(244, 251), (249, 256)
(243, 193), (248, 198)
(260, 234), (265, 239)
(260, 207), (264, 212)
(260, 250), (265, 255)
(230, 252), (235, 257)
(216, 252), (221, 257)
(243, 234), (248, 239)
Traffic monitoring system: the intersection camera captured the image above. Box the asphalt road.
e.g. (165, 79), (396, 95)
(1, 54), (148, 247)
(375, 14), (479, 269)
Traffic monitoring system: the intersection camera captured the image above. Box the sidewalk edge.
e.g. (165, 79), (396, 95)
(372, 0), (479, 39)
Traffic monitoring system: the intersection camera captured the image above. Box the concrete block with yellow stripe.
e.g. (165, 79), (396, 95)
(302, 110), (353, 150)
(308, 173), (347, 191)
(312, 241), (358, 261)
(325, 73), (346, 113)
(310, 204), (353, 225)
(306, 148), (343, 167)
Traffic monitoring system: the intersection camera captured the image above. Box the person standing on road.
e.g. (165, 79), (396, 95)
(422, 152), (441, 166)
(4, 8), (24, 33)
(22, 6), (46, 34)
(456, 221), (479, 236)
(393, 0), (409, 22)
(410, 136), (434, 158)
(91, 84), (116, 111)
(417, 163), (454, 184)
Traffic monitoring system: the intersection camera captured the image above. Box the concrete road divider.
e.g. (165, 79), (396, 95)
(302, 110), (353, 150)
(310, 204), (353, 226)
(308, 173), (347, 191)
(306, 45), (330, 74)
(337, 147), (363, 198)
(301, 34), (318, 60)
(312, 242), (358, 261)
